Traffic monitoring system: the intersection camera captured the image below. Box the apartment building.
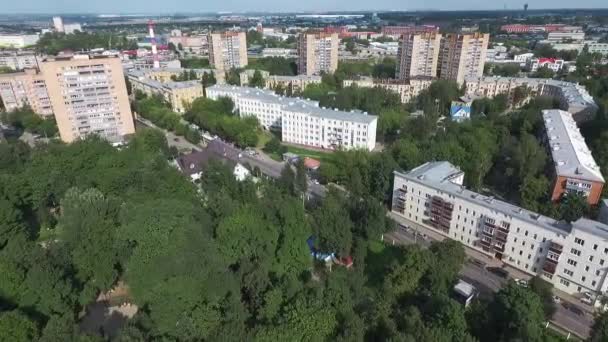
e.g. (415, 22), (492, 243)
(0, 68), (53, 116)
(438, 33), (490, 84)
(39, 54), (135, 143)
(208, 32), (248, 71)
(0, 34), (39, 48)
(541, 110), (605, 205)
(396, 33), (442, 79)
(128, 69), (204, 113)
(239, 69), (322, 94)
(392, 161), (608, 296)
(464, 76), (598, 122)
(0, 51), (39, 71)
(297, 32), (339, 76)
(343, 77), (434, 104)
(381, 25), (439, 38)
(206, 85), (377, 151)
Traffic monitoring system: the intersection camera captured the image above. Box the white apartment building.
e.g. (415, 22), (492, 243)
(396, 33), (442, 79)
(261, 48), (297, 58)
(527, 58), (565, 73)
(464, 76), (598, 122)
(206, 85), (377, 151)
(239, 69), (322, 94)
(208, 32), (248, 71)
(547, 31), (585, 43)
(0, 51), (39, 71)
(587, 42), (608, 56)
(392, 161), (608, 296)
(513, 52), (535, 64)
(0, 34), (39, 48)
(53, 16), (64, 32)
(343, 77), (434, 104)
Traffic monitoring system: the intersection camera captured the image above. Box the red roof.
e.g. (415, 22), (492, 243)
(538, 58), (558, 64)
(303, 157), (321, 169)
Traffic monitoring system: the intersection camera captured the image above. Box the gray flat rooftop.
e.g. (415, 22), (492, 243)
(397, 161), (608, 240)
(207, 85), (377, 124)
(542, 109), (604, 182)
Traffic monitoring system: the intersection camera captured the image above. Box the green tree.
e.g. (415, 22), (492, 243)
(278, 164), (296, 195)
(295, 159), (308, 195)
(58, 187), (122, 304)
(589, 310), (608, 342)
(0, 310), (39, 342)
(559, 192), (589, 223)
(528, 276), (557, 319)
(313, 189), (353, 255)
(249, 69), (266, 88)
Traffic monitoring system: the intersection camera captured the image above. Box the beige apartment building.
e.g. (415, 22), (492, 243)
(438, 33), (489, 84)
(297, 32), (339, 76)
(39, 55), (135, 143)
(208, 32), (248, 71)
(128, 69), (204, 113)
(343, 77), (434, 104)
(396, 32), (442, 80)
(0, 68), (53, 116)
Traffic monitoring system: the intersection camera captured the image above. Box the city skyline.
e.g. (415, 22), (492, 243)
(4, 0), (608, 14)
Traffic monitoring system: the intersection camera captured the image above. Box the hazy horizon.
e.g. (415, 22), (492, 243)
(3, 0), (608, 15)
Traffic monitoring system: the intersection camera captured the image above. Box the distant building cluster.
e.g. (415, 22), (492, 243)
(206, 85), (377, 151)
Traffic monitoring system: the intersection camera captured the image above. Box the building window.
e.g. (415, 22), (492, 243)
(564, 269), (574, 276)
(582, 276), (586, 282)
(592, 281), (597, 287)
(585, 266), (590, 271)
(571, 248), (581, 256)
(567, 259), (578, 266)
(593, 244), (598, 251)
(589, 256), (594, 262)
(560, 279), (570, 287)
(574, 238), (585, 246)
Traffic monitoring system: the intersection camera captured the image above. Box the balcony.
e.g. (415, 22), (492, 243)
(495, 231), (508, 243)
(542, 260), (557, 274)
(548, 242), (563, 254)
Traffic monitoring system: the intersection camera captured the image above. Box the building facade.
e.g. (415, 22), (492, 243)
(128, 69), (204, 113)
(0, 34), (39, 48)
(0, 51), (39, 71)
(0, 68), (53, 116)
(239, 69), (322, 94)
(343, 77), (434, 104)
(396, 33), (442, 79)
(541, 110), (605, 205)
(438, 33), (489, 84)
(464, 76), (598, 123)
(208, 32), (248, 71)
(39, 55), (135, 143)
(207, 85), (377, 151)
(392, 161), (608, 296)
(297, 32), (339, 76)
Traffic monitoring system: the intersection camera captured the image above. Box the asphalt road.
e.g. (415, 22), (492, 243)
(385, 220), (593, 339)
(136, 118), (327, 198)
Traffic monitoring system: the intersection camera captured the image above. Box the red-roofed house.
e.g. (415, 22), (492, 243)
(527, 58), (565, 73)
(303, 157), (321, 171)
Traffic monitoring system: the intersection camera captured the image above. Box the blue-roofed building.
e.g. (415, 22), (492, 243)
(450, 101), (472, 122)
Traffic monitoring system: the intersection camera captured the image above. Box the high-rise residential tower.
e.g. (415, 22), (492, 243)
(396, 32), (442, 79)
(297, 32), (339, 76)
(208, 32), (248, 71)
(39, 54), (135, 143)
(438, 33), (490, 84)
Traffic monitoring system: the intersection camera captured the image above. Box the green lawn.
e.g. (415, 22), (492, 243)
(285, 145), (337, 164)
(256, 130), (273, 149)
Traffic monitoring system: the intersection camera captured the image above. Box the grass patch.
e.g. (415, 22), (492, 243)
(365, 239), (404, 288)
(286, 145), (337, 164)
(256, 130), (273, 149)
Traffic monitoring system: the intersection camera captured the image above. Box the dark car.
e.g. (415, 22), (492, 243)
(486, 267), (509, 279)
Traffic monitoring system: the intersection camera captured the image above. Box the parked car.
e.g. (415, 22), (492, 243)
(581, 296), (593, 305)
(487, 267), (509, 279)
(514, 278), (528, 287)
(552, 295), (561, 304)
(468, 258), (486, 269)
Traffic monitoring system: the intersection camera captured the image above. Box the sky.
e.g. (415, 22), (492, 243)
(3, 0), (608, 14)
